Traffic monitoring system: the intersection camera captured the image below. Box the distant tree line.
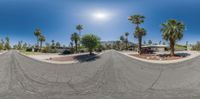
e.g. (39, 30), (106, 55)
(192, 41), (200, 51)
(115, 14), (185, 56)
(0, 37), (11, 50)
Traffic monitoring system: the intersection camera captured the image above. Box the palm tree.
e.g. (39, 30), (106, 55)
(134, 27), (147, 54)
(128, 15), (145, 28)
(125, 32), (129, 50)
(71, 32), (80, 53)
(161, 19), (185, 56)
(76, 24), (83, 36)
(128, 14), (146, 54)
(120, 35), (125, 42)
(34, 28), (41, 49)
(39, 35), (46, 50)
(51, 40), (55, 49)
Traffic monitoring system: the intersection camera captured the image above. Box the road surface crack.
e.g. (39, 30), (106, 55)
(147, 69), (164, 90)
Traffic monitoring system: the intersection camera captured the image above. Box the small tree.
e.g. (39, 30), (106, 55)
(22, 43), (28, 50)
(192, 41), (200, 51)
(17, 41), (23, 50)
(81, 34), (100, 55)
(56, 42), (61, 48)
(148, 40), (152, 45)
(116, 40), (121, 50)
(0, 39), (4, 50)
(4, 37), (11, 50)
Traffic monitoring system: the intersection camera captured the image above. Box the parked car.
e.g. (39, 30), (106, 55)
(141, 48), (154, 54)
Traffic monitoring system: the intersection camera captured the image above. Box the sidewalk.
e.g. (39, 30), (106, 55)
(117, 51), (200, 64)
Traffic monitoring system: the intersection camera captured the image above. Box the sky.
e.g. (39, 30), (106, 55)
(0, 0), (200, 46)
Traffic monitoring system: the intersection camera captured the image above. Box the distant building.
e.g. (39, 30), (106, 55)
(142, 45), (169, 52)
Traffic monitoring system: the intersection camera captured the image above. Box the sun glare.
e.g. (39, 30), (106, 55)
(93, 12), (108, 20)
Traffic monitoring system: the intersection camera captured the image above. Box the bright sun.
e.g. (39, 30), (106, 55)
(93, 12), (108, 20)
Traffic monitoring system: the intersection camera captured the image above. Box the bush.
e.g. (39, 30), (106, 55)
(62, 50), (72, 55)
(26, 48), (32, 52)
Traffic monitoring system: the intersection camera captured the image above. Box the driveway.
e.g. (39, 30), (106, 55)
(0, 50), (200, 99)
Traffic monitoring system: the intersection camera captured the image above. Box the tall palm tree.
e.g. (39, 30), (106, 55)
(76, 24), (83, 36)
(125, 32), (129, 50)
(39, 35), (46, 50)
(76, 24), (83, 52)
(120, 35), (125, 50)
(71, 32), (80, 53)
(34, 28), (41, 49)
(51, 40), (55, 49)
(128, 15), (145, 28)
(134, 27), (147, 54)
(128, 14), (146, 54)
(161, 19), (185, 56)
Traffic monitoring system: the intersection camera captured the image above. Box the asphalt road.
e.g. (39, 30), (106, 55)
(0, 50), (200, 99)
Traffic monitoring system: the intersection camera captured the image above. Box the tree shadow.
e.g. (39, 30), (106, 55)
(73, 53), (101, 63)
(175, 52), (191, 57)
(158, 52), (191, 58)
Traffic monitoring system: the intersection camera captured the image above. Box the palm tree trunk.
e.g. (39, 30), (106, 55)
(79, 30), (81, 53)
(170, 38), (175, 56)
(40, 41), (43, 51)
(75, 42), (78, 53)
(126, 42), (127, 50)
(170, 41), (175, 56)
(138, 36), (142, 55)
(89, 49), (92, 55)
(126, 38), (128, 50)
(37, 36), (39, 49)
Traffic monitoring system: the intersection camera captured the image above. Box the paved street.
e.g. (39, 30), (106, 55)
(0, 50), (200, 99)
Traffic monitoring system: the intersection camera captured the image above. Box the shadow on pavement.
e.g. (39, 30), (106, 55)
(73, 53), (101, 62)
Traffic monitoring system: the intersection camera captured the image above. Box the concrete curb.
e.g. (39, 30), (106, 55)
(19, 52), (77, 64)
(19, 51), (105, 65)
(116, 51), (200, 64)
(0, 51), (8, 56)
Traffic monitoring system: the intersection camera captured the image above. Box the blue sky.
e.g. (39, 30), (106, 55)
(0, 0), (199, 46)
